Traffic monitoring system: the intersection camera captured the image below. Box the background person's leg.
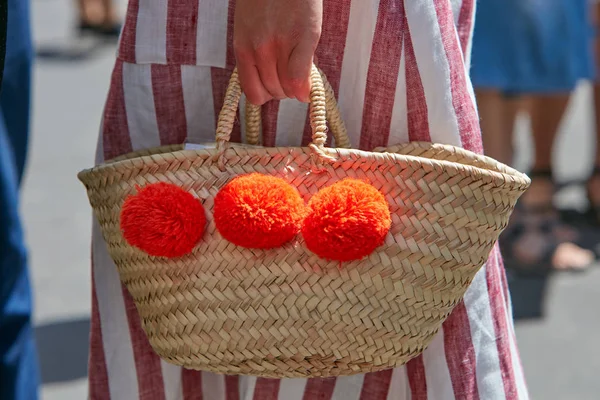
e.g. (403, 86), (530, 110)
(529, 94), (572, 173)
(475, 89), (523, 165)
(76, 0), (121, 37)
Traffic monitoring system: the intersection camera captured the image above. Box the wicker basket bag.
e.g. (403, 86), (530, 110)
(78, 66), (530, 378)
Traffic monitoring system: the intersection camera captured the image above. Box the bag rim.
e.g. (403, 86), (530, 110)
(78, 142), (530, 193)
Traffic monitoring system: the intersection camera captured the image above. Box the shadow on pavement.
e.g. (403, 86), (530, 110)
(507, 272), (551, 321)
(36, 38), (109, 62)
(505, 195), (600, 322)
(35, 317), (90, 384)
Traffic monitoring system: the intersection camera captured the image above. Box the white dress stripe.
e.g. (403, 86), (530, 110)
(462, 0), (476, 70)
(275, 99), (309, 147)
(181, 65), (217, 144)
(404, 0), (462, 146)
(423, 328), (455, 400)
(388, 39), (410, 146)
(202, 372), (226, 400)
(92, 220), (140, 400)
(135, 0), (168, 64)
(387, 367), (412, 400)
(277, 379), (309, 400)
(337, 0), (380, 148)
(240, 376), (257, 400)
(451, 0), (463, 26)
(122, 63), (162, 150)
(331, 374), (365, 400)
(463, 266), (506, 400)
(195, 0), (229, 67)
(161, 361), (184, 400)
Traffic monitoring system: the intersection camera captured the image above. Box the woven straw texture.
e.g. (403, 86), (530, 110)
(78, 66), (530, 378)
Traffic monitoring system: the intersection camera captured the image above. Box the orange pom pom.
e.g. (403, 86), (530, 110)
(302, 179), (391, 262)
(213, 173), (306, 249)
(120, 183), (206, 258)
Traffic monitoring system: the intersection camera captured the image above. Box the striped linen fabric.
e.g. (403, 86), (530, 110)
(88, 0), (529, 399)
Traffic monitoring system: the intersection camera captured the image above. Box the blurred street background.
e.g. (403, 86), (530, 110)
(22, 0), (600, 398)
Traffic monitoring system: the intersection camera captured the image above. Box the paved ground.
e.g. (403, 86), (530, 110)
(21, 0), (600, 398)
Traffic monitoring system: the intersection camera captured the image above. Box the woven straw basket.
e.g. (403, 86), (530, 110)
(78, 66), (530, 378)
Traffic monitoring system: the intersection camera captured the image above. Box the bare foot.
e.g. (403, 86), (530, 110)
(552, 243), (594, 271)
(510, 229), (593, 271)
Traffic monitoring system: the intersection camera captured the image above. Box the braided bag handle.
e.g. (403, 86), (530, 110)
(215, 65), (351, 162)
(244, 67), (351, 149)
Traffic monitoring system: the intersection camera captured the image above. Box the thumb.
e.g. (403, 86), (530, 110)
(286, 40), (316, 103)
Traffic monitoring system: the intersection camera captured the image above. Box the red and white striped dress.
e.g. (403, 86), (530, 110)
(89, 0), (529, 398)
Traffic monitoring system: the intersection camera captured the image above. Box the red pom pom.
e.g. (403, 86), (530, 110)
(302, 178), (391, 262)
(120, 182), (206, 258)
(213, 173), (306, 249)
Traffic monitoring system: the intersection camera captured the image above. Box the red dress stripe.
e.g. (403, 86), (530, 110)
(151, 64), (188, 145)
(118, 0), (139, 63)
(407, 355), (428, 400)
(433, 0), (482, 153)
(122, 287), (166, 400)
(403, 9), (431, 143)
(486, 250), (518, 399)
(359, 0), (405, 150)
(88, 261), (111, 400)
(103, 60), (133, 160)
(359, 370), (394, 400)
(442, 302), (480, 400)
(182, 368), (203, 400)
(225, 376), (240, 400)
(166, 0), (199, 65)
(457, 0), (474, 57)
(252, 378), (282, 400)
(302, 377), (337, 400)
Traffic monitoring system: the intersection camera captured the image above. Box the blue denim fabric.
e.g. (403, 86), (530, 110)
(471, 0), (594, 93)
(0, 0), (39, 398)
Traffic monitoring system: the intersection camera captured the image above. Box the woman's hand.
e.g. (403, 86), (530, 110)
(233, 0), (323, 105)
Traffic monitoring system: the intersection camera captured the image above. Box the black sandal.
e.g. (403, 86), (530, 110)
(585, 166), (600, 226)
(78, 21), (122, 39)
(500, 170), (594, 276)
